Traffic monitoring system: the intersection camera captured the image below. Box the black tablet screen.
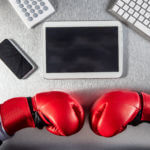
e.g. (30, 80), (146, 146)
(46, 27), (119, 73)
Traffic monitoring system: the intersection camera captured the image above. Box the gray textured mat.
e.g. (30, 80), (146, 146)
(0, 0), (150, 149)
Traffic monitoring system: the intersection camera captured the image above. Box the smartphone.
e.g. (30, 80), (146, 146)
(0, 39), (37, 79)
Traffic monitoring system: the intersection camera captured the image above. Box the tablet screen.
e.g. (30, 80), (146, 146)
(46, 27), (119, 73)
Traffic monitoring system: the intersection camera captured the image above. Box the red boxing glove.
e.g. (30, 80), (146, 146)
(90, 90), (150, 137)
(0, 91), (84, 138)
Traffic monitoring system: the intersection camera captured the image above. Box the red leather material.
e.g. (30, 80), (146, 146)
(90, 91), (141, 137)
(0, 97), (35, 136)
(0, 91), (84, 136)
(32, 91), (84, 136)
(141, 92), (150, 121)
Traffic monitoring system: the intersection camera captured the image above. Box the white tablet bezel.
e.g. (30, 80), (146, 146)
(43, 21), (123, 79)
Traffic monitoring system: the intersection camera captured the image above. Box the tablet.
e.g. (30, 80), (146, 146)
(43, 21), (123, 79)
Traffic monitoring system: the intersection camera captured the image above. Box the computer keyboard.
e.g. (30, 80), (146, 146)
(109, 0), (150, 39)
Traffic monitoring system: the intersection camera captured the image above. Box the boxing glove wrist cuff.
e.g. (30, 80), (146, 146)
(0, 97), (35, 136)
(0, 116), (10, 142)
(130, 92), (150, 124)
(27, 97), (47, 129)
(130, 92), (143, 126)
(141, 92), (150, 121)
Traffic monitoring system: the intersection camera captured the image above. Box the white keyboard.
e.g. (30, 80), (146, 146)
(9, 0), (55, 28)
(109, 0), (150, 39)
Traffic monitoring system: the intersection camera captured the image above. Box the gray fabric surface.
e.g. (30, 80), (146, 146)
(0, 0), (150, 149)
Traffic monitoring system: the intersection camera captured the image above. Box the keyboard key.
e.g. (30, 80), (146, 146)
(24, 0), (29, 5)
(33, 13), (38, 17)
(19, 4), (24, 8)
(35, 5), (40, 9)
(143, 19), (149, 25)
(133, 12), (140, 18)
(128, 8), (134, 14)
(40, 2), (45, 6)
(140, 9), (146, 15)
(122, 12), (129, 19)
(16, 0), (21, 4)
(118, 9), (124, 15)
(135, 21), (150, 36)
(128, 16), (136, 24)
(27, 4), (32, 9)
(43, 6), (48, 11)
(112, 5), (119, 12)
(122, 0), (130, 4)
(22, 8), (27, 12)
(147, 6), (150, 12)
(145, 12), (150, 19)
(137, 0), (143, 5)
(30, 9), (35, 13)
(139, 15), (145, 22)
(38, 9), (43, 14)
(28, 17), (33, 21)
(32, 1), (37, 5)
(142, 2), (148, 9)
(25, 12), (30, 17)
(129, 1), (135, 8)
(123, 5), (129, 11)
(117, 0), (124, 7)
(134, 5), (140, 11)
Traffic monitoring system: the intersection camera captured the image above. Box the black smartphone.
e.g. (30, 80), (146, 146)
(0, 39), (37, 79)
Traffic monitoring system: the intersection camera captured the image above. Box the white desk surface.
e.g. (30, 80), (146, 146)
(0, 0), (150, 149)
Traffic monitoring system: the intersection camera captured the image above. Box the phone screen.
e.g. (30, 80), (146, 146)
(0, 39), (33, 79)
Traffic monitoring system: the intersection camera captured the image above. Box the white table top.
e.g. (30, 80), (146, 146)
(0, 0), (150, 149)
